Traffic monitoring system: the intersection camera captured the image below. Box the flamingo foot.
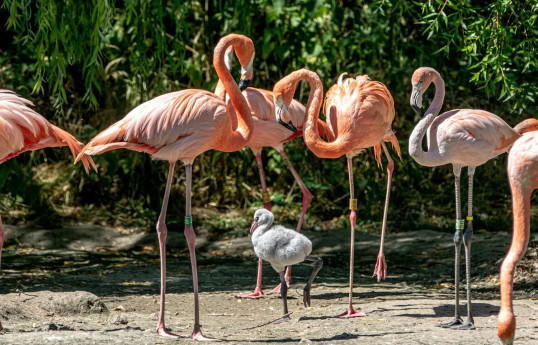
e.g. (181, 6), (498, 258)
(156, 326), (186, 338)
(336, 306), (366, 318)
(373, 252), (387, 282)
(437, 317), (463, 328)
(192, 327), (220, 341)
(236, 286), (263, 299)
(267, 281), (291, 295)
(451, 321), (475, 330)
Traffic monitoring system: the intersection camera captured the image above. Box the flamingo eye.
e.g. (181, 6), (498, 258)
(254, 216), (259, 222)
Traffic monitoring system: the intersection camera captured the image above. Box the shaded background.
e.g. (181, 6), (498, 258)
(0, 0), (536, 236)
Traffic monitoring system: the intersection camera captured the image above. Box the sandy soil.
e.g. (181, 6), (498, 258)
(1, 223), (537, 344)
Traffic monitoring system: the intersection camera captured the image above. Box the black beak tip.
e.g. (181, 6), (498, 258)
(277, 117), (298, 132)
(238, 79), (252, 91)
(411, 104), (425, 118)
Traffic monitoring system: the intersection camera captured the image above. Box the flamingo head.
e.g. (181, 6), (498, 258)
(235, 40), (255, 91)
(410, 67), (438, 118)
(250, 208), (274, 234)
(273, 76), (299, 132)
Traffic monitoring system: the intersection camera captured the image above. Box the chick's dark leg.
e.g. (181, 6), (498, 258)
(303, 256), (323, 308)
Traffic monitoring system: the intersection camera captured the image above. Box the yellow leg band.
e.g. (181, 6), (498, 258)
(466, 216), (473, 221)
(261, 192), (271, 204)
(349, 199), (358, 211)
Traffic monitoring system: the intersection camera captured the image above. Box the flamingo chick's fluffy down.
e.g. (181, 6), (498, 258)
(249, 208), (323, 321)
(250, 209), (312, 273)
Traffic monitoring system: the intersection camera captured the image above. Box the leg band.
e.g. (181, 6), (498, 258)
(466, 216), (473, 221)
(261, 192), (271, 204)
(185, 217), (193, 226)
(349, 199), (358, 211)
(455, 219), (465, 230)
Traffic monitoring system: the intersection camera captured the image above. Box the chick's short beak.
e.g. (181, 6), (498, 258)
(250, 221), (258, 234)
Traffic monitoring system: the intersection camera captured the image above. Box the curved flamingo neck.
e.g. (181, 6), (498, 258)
(213, 35), (252, 151)
(408, 70), (447, 166)
(214, 79), (226, 101)
(282, 71), (350, 159)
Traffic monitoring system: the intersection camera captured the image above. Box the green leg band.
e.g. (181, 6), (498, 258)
(185, 217), (193, 226)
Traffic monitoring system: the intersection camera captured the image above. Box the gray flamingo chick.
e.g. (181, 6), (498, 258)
(249, 209), (323, 321)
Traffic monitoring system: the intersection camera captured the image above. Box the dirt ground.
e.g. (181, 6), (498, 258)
(1, 222), (537, 344)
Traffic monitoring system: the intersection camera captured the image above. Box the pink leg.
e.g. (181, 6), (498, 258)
(337, 157), (366, 318)
(183, 164), (218, 341)
(236, 153), (268, 299)
(267, 149), (313, 294)
(155, 163), (184, 338)
(373, 143), (393, 281)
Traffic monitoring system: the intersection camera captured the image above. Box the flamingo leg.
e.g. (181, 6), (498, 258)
(183, 164), (218, 341)
(236, 153), (268, 299)
(337, 156), (366, 318)
(439, 165), (464, 328)
(155, 162), (184, 338)
(303, 256), (323, 308)
(373, 142), (393, 281)
(267, 148), (313, 294)
(453, 166), (476, 330)
(498, 186), (531, 344)
(273, 270), (291, 323)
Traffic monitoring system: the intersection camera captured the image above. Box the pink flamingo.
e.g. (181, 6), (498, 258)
(75, 34), (255, 340)
(498, 120), (538, 345)
(0, 90), (95, 331)
(273, 69), (401, 318)
(214, 51), (334, 298)
(408, 67), (535, 329)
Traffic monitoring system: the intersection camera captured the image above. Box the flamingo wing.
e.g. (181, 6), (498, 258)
(433, 109), (520, 162)
(0, 90), (95, 173)
(77, 90), (229, 163)
(324, 77), (396, 153)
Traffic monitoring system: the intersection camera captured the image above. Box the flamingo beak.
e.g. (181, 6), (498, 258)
(410, 84), (424, 118)
(238, 78), (252, 91)
(250, 221), (258, 234)
(239, 56), (254, 91)
(276, 104), (297, 132)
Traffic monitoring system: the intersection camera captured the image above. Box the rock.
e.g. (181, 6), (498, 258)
(41, 291), (108, 316)
(108, 313), (128, 325)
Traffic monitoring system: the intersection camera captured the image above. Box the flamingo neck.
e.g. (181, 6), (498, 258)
(213, 36), (252, 152)
(214, 79), (226, 101)
(251, 222), (273, 246)
(290, 71), (351, 159)
(408, 71), (446, 166)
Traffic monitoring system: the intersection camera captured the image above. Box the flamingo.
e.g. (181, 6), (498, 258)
(214, 50), (334, 298)
(75, 34), (255, 340)
(408, 66), (536, 329)
(249, 208), (323, 322)
(0, 90), (96, 331)
(498, 123), (538, 345)
(273, 69), (401, 318)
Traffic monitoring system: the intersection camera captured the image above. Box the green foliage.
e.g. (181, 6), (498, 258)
(0, 1), (536, 233)
(417, 0), (538, 112)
